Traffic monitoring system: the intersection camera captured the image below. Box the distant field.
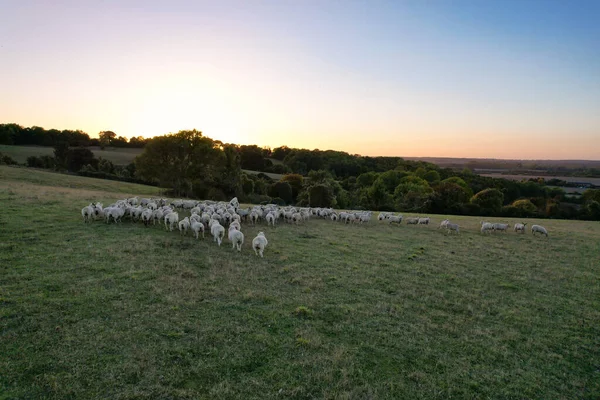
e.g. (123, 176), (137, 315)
(480, 172), (600, 186)
(0, 145), (142, 165)
(242, 169), (285, 180)
(1, 165), (598, 398)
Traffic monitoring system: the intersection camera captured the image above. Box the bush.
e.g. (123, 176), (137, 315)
(471, 188), (504, 214)
(0, 152), (18, 165)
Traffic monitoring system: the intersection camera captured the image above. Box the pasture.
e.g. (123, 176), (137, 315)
(1, 166), (599, 399)
(0, 145), (143, 165)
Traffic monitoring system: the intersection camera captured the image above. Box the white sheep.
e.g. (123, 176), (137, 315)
(388, 215), (403, 225)
(141, 208), (153, 226)
(480, 222), (494, 234)
(492, 223), (509, 233)
(438, 219), (449, 229)
(531, 224), (548, 237)
(190, 220), (205, 239)
(178, 217), (191, 235)
(418, 217), (430, 225)
(211, 221), (225, 246)
(229, 220), (241, 231)
(514, 222), (527, 234)
(405, 217), (419, 225)
(81, 203), (94, 223)
(228, 225), (244, 251)
(252, 232), (268, 257)
(164, 212), (179, 231)
(266, 212), (276, 227)
(446, 223), (460, 234)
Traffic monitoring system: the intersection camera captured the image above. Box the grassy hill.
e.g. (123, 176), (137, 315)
(0, 145), (143, 165)
(1, 166), (598, 398)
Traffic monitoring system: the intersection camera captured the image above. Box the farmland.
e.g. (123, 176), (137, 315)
(0, 145), (143, 165)
(1, 166), (599, 398)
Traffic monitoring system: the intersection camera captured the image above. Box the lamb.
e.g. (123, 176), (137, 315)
(514, 222), (527, 234)
(164, 212), (179, 231)
(492, 223), (510, 233)
(190, 220), (205, 239)
(531, 224), (548, 237)
(228, 225), (244, 251)
(446, 223), (460, 234)
(178, 217), (191, 235)
(211, 221), (225, 246)
(292, 212), (302, 225)
(252, 232), (268, 257)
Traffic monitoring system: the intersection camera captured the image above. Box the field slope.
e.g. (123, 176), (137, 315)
(1, 166), (599, 399)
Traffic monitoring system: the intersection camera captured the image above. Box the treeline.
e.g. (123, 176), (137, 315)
(2, 125), (599, 220)
(130, 130), (600, 221)
(0, 123), (149, 148)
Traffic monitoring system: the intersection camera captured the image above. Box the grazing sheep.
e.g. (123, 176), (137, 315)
(492, 223), (510, 233)
(531, 224), (548, 237)
(228, 225), (244, 251)
(211, 221), (225, 246)
(252, 232), (268, 257)
(164, 212), (179, 231)
(178, 217), (191, 235)
(446, 223), (460, 234)
(190, 220), (205, 239)
(514, 222), (527, 234)
(405, 217), (419, 225)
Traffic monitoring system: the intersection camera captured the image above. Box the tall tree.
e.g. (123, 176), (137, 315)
(98, 131), (116, 149)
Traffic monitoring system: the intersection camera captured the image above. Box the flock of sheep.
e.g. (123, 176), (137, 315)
(81, 196), (550, 256)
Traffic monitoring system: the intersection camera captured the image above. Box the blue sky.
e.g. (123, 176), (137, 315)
(1, 0), (599, 159)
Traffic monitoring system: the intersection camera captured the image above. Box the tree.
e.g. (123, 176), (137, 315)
(53, 142), (70, 169)
(368, 179), (393, 210)
(356, 172), (379, 188)
(98, 131), (116, 149)
(423, 170), (441, 183)
(134, 130), (225, 197)
(67, 147), (97, 172)
(269, 181), (293, 204)
(281, 174), (304, 201)
(430, 182), (471, 213)
(393, 178), (433, 212)
(272, 146), (292, 161)
(308, 184), (335, 208)
(511, 199), (537, 214)
(471, 188), (504, 214)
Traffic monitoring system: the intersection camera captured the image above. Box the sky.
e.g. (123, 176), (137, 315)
(1, 0), (599, 159)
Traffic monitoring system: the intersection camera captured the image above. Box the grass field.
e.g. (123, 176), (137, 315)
(0, 145), (143, 165)
(1, 166), (599, 399)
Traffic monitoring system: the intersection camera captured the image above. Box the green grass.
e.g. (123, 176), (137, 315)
(1, 166), (599, 399)
(0, 145), (142, 165)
